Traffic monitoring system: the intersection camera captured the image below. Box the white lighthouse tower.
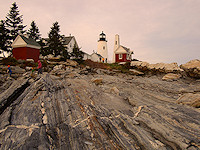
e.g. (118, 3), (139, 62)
(113, 34), (120, 63)
(97, 31), (108, 62)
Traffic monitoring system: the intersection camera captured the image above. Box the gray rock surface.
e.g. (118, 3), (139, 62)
(0, 69), (200, 149)
(177, 93), (200, 108)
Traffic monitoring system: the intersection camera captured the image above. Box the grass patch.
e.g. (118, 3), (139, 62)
(82, 59), (131, 73)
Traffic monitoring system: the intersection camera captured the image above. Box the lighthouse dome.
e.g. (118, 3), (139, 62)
(99, 31), (107, 41)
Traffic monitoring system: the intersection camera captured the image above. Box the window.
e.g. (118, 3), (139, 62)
(115, 41), (117, 45)
(103, 46), (105, 50)
(119, 54), (122, 59)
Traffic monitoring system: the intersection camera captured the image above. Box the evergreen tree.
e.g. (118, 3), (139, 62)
(62, 47), (70, 60)
(0, 20), (11, 56)
(27, 21), (41, 41)
(71, 44), (84, 60)
(5, 2), (26, 40)
(47, 22), (66, 57)
(38, 39), (49, 56)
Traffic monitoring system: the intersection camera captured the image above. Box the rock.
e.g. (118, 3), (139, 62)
(96, 69), (115, 75)
(0, 73), (200, 149)
(131, 61), (182, 73)
(110, 87), (119, 95)
(0, 65), (25, 75)
(163, 63), (184, 73)
(180, 59), (200, 78)
(177, 93), (200, 108)
(91, 78), (103, 85)
(129, 69), (144, 75)
(47, 59), (78, 67)
(29, 79), (35, 84)
(26, 66), (32, 71)
(65, 59), (78, 66)
(162, 73), (181, 81)
(112, 69), (121, 73)
(65, 73), (79, 79)
(17, 59), (25, 64)
(11, 66), (26, 74)
(26, 59), (34, 62)
(0, 78), (29, 114)
(79, 66), (93, 75)
(53, 65), (63, 70)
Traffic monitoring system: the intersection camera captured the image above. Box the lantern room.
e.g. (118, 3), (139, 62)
(98, 31), (107, 41)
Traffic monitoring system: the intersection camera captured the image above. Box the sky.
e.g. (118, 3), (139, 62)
(0, 0), (200, 64)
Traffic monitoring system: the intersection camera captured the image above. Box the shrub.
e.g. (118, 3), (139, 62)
(83, 59), (109, 69)
(1, 57), (19, 65)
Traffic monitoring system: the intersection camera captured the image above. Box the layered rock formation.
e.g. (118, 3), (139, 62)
(130, 59), (200, 79)
(130, 61), (183, 74)
(0, 66), (200, 149)
(180, 59), (200, 78)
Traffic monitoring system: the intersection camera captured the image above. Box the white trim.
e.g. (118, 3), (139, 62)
(27, 44), (41, 49)
(12, 44), (40, 49)
(119, 54), (122, 59)
(115, 46), (128, 54)
(12, 44), (27, 48)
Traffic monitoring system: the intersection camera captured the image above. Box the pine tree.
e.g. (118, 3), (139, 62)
(62, 47), (70, 60)
(5, 2), (26, 40)
(27, 21), (41, 41)
(71, 44), (83, 60)
(47, 22), (66, 57)
(38, 39), (49, 56)
(0, 20), (11, 56)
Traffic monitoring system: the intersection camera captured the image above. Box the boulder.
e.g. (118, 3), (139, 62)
(26, 59), (34, 62)
(17, 59), (25, 64)
(180, 59), (200, 78)
(131, 61), (182, 73)
(177, 93), (200, 108)
(91, 78), (103, 85)
(110, 87), (119, 96)
(10, 66), (26, 74)
(25, 66), (32, 71)
(164, 63), (183, 73)
(129, 69), (144, 75)
(55, 60), (78, 67)
(53, 64), (63, 70)
(131, 61), (149, 70)
(162, 73), (181, 81)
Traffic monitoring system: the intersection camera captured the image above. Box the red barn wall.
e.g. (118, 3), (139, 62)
(27, 47), (40, 62)
(13, 47), (40, 62)
(115, 53), (130, 63)
(13, 47), (27, 60)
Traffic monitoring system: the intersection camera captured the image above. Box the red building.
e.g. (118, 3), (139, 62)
(115, 46), (132, 63)
(113, 34), (133, 63)
(12, 35), (41, 62)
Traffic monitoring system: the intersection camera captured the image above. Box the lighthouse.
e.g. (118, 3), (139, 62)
(97, 31), (108, 62)
(113, 34), (120, 63)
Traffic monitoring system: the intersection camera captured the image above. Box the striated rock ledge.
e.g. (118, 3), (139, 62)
(0, 66), (200, 149)
(180, 59), (200, 78)
(130, 61), (183, 73)
(131, 59), (200, 79)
